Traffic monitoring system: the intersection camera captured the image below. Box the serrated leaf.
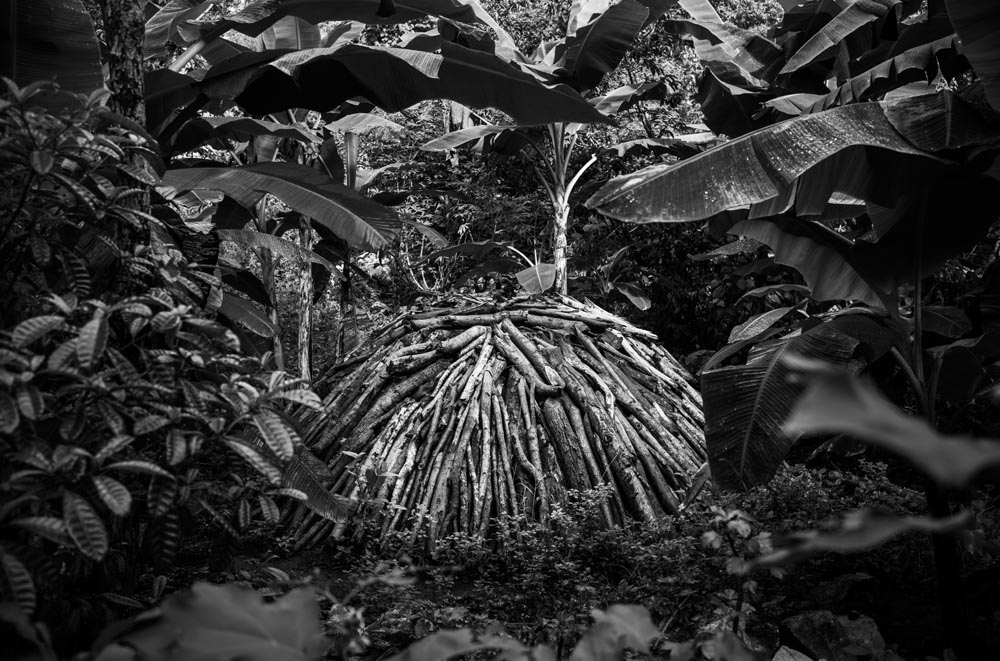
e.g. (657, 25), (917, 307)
(224, 438), (283, 485)
(77, 315), (109, 370)
(0, 549), (36, 615)
(253, 411), (298, 461)
(11, 315), (65, 347)
(92, 475), (132, 516)
(63, 491), (108, 560)
(11, 516), (74, 547)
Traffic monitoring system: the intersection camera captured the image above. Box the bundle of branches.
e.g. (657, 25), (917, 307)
(282, 296), (705, 551)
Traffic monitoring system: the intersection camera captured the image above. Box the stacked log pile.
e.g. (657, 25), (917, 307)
(283, 296), (705, 550)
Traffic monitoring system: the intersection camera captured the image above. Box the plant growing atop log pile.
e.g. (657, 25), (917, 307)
(283, 296), (705, 550)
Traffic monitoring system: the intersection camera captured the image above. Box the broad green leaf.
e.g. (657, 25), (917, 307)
(253, 411), (298, 461)
(386, 628), (531, 661)
(945, 0), (1000, 111)
(325, 113), (404, 134)
(120, 583), (325, 661)
(421, 125), (517, 151)
(257, 16), (321, 50)
(921, 306), (973, 338)
(0, 549), (35, 616)
(77, 314), (109, 371)
(586, 101), (928, 224)
(3, 0), (104, 97)
(144, 0), (218, 58)
(570, 605), (659, 661)
(217, 292), (278, 337)
(749, 509), (970, 570)
(282, 454), (357, 521)
(516, 263), (557, 294)
(559, 0), (649, 92)
(702, 322), (860, 491)
(63, 491), (108, 560)
(92, 475), (133, 516)
(218, 229), (342, 276)
(785, 370), (1000, 488)
(11, 315), (65, 347)
(163, 163), (400, 251)
(11, 516), (74, 547)
(779, 1), (894, 76)
(695, 69), (769, 138)
(728, 306), (800, 343)
(224, 438), (283, 485)
(171, 117), (321, 155)
(197, 43), (606, 125)
(614, 282), (651, 310)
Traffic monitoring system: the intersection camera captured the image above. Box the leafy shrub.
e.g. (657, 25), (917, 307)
(0, 81), (333, 645)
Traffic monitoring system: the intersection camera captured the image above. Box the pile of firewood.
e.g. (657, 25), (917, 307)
(283, 296), (705, 550)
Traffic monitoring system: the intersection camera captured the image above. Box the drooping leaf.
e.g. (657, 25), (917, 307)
(218, 229), (342, 276)
(163, 163), (401, 251)
(702, 322), (861, 491)
(516, 263), (557, 294)
(0, 549), (35, 616)
(92, 475), (133, 517)
(62, 491), (108, 560)
(945, 0), (1000, 111)
(421, 125), (518, 152)
(197, 43), (606, 125)
(224, 438), (283, 485)
(779, 0), (895, 76)
(614, 282), (651, 310)
(171, 117), (321, 155)
(728, 306), (801, 343)
(216, 292), (277, 337)
(257, 16), (322, 50)
(11, 315), (65, 348)
(921, 306), (973, 338)
(750, 509), (971, 570)
(120, 583), (325, 661)
(253, 411), (299, 461)
(77, 314), (109, 371)
(586, 100), (928, 224)
(696, 69), (769, 137)
(105, 460), (174, 479)
(144, 0), (217, 58)
(559, 0), (649, 92)
(282, 454), (357, 521)
(785, 369), (1000, 488)
(3, 0), (104, 97)
(325, 113), (405, 134)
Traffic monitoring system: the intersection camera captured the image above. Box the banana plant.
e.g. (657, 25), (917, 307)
(422, 0), (688, 295)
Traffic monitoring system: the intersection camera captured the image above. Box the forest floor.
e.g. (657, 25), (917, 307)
(178, 461), (1000, 661)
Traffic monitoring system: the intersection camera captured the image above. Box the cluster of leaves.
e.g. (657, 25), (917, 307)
(0, 82), (344, 644)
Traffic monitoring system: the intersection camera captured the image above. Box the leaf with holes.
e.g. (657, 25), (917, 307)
(92, 475), (132, 516)
(77, 314), (108, 370)
(253, 411), (298, 462)
(63, 491), (108, 560)
(0, 549), (36, 615)
(11, 315), (65, 348)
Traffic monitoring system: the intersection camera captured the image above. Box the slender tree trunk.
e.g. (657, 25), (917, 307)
(256, 198), (284, 369)
(297, 218), (313, 381)
(96, 0), (145, 125)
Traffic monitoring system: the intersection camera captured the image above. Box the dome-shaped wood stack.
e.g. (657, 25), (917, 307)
(284, 296), (705, 550)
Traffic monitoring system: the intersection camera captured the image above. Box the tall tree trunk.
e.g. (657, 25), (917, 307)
(96, 0), (145, 125)
(297, 218), (314, 381)
(552, 191), (570, 296)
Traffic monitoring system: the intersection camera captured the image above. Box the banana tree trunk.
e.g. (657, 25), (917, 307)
(256, 198), (284, 369)
(553, 191), (570, 296)
(297, 217), (313, 381)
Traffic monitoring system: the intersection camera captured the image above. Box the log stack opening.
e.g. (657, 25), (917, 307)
(284, 296), (705, 551)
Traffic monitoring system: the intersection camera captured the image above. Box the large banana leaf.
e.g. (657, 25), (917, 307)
(144, 0), (218, 58)
(559, 0), (649, 92)
(945, 0), (1000, 112)
(196, 42), (606, 124)
(217, 229), (343, 277)
(585, 100), (929, 224)
(162, 163), (401, 251)
(779, 0), (897, 76)
(703, 313), (900, 490)
(171, 117), (321, 155)
(3, 0), (104, 95)
(257, 16), (321, 50)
